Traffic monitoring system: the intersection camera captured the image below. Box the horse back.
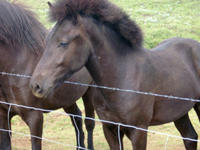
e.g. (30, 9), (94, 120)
(153, 37), (200, 78)
(149, 38), (200, 124)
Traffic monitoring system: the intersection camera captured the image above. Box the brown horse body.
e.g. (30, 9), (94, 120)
(0, 1), (94, 150)
(30, 0), (200, 149)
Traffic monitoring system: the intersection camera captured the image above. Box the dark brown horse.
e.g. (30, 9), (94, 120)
(0, 1), (95, 150)
(30, 0), (200, 149)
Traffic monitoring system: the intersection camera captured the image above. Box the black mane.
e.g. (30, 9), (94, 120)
(0, 0), (46, 54)
(49, 0), (143, 49)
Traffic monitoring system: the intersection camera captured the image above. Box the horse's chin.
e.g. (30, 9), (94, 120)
(32, 92), (45, 99)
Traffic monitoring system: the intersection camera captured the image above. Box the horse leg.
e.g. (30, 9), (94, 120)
(82, 87), (95, 150)
(102, 124), (124, 150)
(194, 103), (200, 121)
(63, 104), (85, 150)
(174, 114), (197, 150)
(21, 110), (43, 150)
(126, 126), (147, 150)
(0, 109), (12, 150)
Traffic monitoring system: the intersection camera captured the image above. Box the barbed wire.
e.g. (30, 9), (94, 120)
(0, 71), (200, 150)
(1, 71), (200, 103)
(0, 96), (199, 143)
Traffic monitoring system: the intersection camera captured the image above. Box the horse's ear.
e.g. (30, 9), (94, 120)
(47, 2), (53, 9)
(65, 4), (78, 24)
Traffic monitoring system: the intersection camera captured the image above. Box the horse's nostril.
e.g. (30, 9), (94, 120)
(34, 83), (43, 94)
(35, 84), (40, 90)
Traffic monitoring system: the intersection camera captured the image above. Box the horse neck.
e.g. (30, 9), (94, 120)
(84, 18), (144, 88)
(0, 45), (41, 75)
(19, 47), (42, 75)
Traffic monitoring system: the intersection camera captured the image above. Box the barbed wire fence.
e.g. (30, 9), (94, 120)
(2, 1), (200, 149)
(0, 71), (200, 150)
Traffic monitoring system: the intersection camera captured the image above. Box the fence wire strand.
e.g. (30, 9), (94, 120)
(1, 71), (200, 103)
(118, 124), (122, 150)
(164, 136), (169, 150)
(7, 105), (12, 138)
(0, 128), (88, 150)
(0, 97), (199, 143)
(72, 116), (81, 148)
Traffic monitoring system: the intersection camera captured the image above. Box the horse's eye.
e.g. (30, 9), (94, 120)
(58, 42), (68, 48)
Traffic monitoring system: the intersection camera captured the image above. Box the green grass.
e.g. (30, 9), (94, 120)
(9, 0), (200, 149)
(111, 0), (200, 48)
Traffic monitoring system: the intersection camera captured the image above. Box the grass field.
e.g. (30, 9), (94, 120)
(9, 0), (200, 149)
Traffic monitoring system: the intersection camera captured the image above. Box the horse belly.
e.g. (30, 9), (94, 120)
(149, 58), (200, 125)
(150, 99), (195, 125)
